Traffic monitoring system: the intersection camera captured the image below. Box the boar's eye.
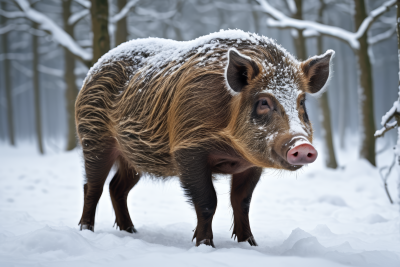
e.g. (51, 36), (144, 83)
(256, 97), (274, 115)
(300, 99), (305, 106)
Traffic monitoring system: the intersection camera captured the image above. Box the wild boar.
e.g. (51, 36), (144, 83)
(75, 29), (334, 247)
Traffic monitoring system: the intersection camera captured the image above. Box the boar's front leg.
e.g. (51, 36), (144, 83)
(231, 167), (261, 246)
(175, 148), (217, 247)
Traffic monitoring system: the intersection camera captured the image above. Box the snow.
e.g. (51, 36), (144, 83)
(15, 0), (92, 62)
(0, 140), (399, 267)
(85, 29), (285, 85)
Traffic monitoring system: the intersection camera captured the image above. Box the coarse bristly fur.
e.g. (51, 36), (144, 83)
(75, 29), (334, 247)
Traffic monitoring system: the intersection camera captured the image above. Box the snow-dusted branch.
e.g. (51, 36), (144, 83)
(74, 0), (91, 9)
(15, 0), (91, 64)
(68, 9), (89, 26)
(135, 6), (176, 20)
(368, 25), (396, 45)
(375, 101), (400, 138)
(256, 0), (397, 50)
(0, 9), (25, 19)
(111, 0), (139, 23)
(0, 52), (32, 61)
(354, 0), (396, 40)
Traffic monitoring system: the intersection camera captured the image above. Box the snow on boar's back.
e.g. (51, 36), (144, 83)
(75, 30), (334, 247)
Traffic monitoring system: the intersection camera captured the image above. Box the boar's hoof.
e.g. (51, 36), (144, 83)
(196, 239), (215, 248)
(80, 224), (94, 232)
(246, 236), (258, 246)
(125, 226), (137, 233)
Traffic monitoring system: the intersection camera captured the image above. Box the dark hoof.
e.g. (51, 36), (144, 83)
(246, 236), (258, 246)
(125, 226), (137, 233)
(196, 239), (215, 248)
(80, 224), (94, 231)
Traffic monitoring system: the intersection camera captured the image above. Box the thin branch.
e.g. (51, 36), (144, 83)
(256, 0), (397, 50)
(68, 9), (89, 26)
(134, 6), (176, 20)
(0, 8), (25, 19)
(74, 0), (91, 9)
(0, 52), (33, 61)
(375, 121), (397, 138)
(38, 64), (63, 77)
(378, 154), (396, 204)
(354, 0), (396, 39)
(15, 0), (91, 64)
(111, 0), (140, 23)
(368, 25), (396, 45)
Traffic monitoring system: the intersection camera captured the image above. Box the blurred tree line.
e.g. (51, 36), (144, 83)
(0, 0), (398, 169)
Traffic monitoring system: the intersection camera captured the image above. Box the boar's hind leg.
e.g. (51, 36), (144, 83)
(79, 140), (119, 231)
(175, 149), (217, 247)
(231, 167), (261, 246)
(109, 157), (140, 233)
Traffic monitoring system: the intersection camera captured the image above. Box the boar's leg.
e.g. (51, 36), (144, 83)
(79, 140), (119, 231)
(231, 166), (261, 246)
(109, 157), (140, 233)
(175, 149), (217, 247)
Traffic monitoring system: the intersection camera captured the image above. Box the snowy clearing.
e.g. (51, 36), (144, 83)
(0, 141), (399, 267)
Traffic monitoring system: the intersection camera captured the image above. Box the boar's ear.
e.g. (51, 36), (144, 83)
(301, 49), (335, 96)
(225, 48), (260, 93)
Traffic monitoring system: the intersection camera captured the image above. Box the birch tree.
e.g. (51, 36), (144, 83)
(257, 0), (397, 166)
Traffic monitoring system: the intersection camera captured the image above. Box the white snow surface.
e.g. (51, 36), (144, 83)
(0, 141), (399, 267)
(85, 29), (292, 85)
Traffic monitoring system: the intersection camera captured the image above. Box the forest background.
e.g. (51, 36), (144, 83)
(0, 0), (398, 171)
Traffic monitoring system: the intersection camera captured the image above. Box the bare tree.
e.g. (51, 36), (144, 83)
(63, 0), (79, 150)
(90, 0), (110, 63)
(32, 20), (44, 154)
(354, 0), (376, 166)
(115, 0), (128, 46)
(315, 0), (338, 168)
(375, 0), (400, 207)
(0, 1), (15, 146)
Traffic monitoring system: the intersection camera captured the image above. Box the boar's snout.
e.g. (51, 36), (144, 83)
(287, 143), (317, 165)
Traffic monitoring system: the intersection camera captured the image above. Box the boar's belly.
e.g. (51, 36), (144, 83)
(208, 151), (254, 175)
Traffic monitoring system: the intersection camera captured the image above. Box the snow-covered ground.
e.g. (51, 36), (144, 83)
(0, 139), (399, 267)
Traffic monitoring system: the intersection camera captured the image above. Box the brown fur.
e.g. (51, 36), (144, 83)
(75, 34), (332, 246)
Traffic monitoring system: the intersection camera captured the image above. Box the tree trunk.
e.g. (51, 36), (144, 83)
(354, 0), (376, 166)
(396, 0), (400, 212)
(292, 0), (307, 60)
(115, 0), (128, 46)
(172, 0), (184, 41)
(63, 0), (79, 151)
(338, 44), (348, 149)
(1, 2), (15, 146)
(315, 0), (338, 169)
(248, 0), (259, 33)
(90, 0), (111, 64)
(32, 22), (44, 154)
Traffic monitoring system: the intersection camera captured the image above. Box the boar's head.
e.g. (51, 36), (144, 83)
(224, 47), (334, 171)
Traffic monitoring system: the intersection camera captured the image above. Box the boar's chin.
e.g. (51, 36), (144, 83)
(270, 149), (303, 171)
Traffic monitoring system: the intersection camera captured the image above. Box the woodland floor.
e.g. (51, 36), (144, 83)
(0, 139), (399, 267)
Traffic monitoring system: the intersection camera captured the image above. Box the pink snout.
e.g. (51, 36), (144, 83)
(287, 144), (318, 165)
